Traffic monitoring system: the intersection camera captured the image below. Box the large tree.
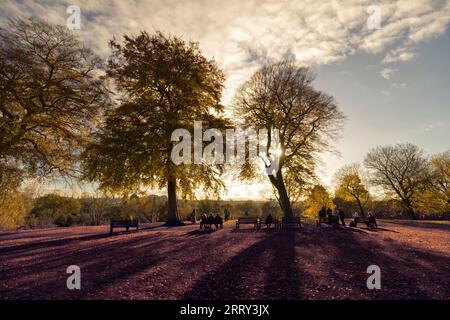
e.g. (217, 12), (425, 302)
(234, 60), (345, 220)
(364, 143), (430, 219)
(82, 32), (227, 225)
(333, 163), (370, 217)
(0, 19), (110, 196)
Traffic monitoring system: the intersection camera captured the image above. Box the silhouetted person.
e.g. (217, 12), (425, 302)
(367, 212), (377, 229)
(224, 208), (230, 221)
(208, 214), (215, 229)
(200, 213), (208, 229)
(318, 206), (326, 226)
(214, 214), (223, 229)
(338, 209), (346, 226)
(327, 207), (333, 225)
(265, 213), (275, 228)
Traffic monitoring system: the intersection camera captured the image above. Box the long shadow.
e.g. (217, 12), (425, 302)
(383, 220), (450, 232)
(0, 227), (231, 299)
(185, 229), (218, 237)
(0, 232), (121, 254)
(300, 227), (450, 299)
(183, 230), (303, 299)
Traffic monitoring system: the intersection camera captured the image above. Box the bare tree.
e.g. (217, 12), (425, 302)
(364, 143), (430, 219)
(234, 60), (345, 219)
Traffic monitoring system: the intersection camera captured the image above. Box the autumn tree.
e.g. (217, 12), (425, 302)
(234, 60), (345, 219)
(364, 143), (430, 219)
(304, 184), (334, 219)
(416, 151), (450, 214)
(429, 151), (450, 208)
(333, 163), (370, 217)
(82, 32), (227, 225)
(0, 18), (110, 198)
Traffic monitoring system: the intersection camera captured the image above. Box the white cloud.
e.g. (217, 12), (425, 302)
(380, 67), (397, 79)
(1, 0), (450, 105)
(392, 82), (407, 89)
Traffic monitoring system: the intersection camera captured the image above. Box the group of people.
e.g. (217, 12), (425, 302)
(318, 207), (346, 226)
(199, 212), (224, 230)
(318, 206), (378, 229)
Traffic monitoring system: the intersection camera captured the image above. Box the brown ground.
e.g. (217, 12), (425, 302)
(0, 219), (449, 300)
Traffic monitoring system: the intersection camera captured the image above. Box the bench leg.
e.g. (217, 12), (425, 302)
(110, 226), (113, 234)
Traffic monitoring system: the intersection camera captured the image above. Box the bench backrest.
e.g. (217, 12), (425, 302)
(238, 217), (259, 223)
(111, 219), (138, 226)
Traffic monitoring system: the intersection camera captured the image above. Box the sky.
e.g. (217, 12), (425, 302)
(2, 0), (450, 199)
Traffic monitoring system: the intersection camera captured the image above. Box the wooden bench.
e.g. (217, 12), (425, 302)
(279, 218), (301, 228)
(236, 217), (261, 230)
(110, 219), (139, 233)
(316, 215), (340, 227)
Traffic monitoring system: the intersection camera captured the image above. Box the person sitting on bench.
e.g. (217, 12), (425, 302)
(214, 213), (223, 229)
(265, 213), (275, 228)
(200, 213), (209, 229)
(208, 214), (215, 228)
(318, 206), (326, 226)
(327, 207), (336, 225)
(367, 212), (377, 229)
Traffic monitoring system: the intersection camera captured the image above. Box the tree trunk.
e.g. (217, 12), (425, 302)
(356, 198), (365, 217)
(164, 174), (184, 226)
(269, 169), (294, 220)
(405, 205), (417, 220)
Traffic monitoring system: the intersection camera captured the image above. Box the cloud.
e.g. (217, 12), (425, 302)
(391, 82), (407, 89)
(1, 0), (450, 105)
(380, 67), (397, 79)
(422, 122), (446, 132)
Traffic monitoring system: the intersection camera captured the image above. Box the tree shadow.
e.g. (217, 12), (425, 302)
(183, 231), (303, 299)
(296, 227), (450, 299)
(185, 229), (219, 237)
(384, 220), (450, 232)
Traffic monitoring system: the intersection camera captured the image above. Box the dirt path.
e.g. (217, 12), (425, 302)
(1, 220), (449, 299)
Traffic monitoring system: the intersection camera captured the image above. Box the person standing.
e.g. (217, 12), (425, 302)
(352, 210), (360, 227)
(338, 209), (346, 226)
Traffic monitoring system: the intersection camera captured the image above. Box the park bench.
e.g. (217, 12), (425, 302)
(279, 217), (301, 229)
(110, 219), (139, 234)
(236, 217), (261, 230)
(316, 215), (340, 228)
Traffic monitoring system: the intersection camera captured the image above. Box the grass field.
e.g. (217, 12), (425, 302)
(1, 220), (449, 300)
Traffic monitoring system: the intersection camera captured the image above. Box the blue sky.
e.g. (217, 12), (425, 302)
(314, 31), (450, 185)
(1, 0), (449, 198)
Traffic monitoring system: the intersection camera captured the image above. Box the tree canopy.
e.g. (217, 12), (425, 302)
(0, 18), (110, 198)
(82, 31), (228, 225)
(234, 60), (345, 219)
(334, 163), (370, 217)
(364, 143), (430, 219)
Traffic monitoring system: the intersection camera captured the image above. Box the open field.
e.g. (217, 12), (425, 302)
(1, 220), (449, 300)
